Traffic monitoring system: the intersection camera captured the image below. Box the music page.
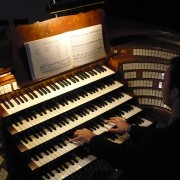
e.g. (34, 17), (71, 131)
(65, 24), (106, 67)
(24, 24), (106, 81)
(24, 34), (73, 80)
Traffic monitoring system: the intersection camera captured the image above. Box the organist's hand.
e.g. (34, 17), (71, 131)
(69, 128), (95, 143)
(105, 117), (130, 134)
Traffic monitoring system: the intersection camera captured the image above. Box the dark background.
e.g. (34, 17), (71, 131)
(105, 0), (180, 31)
(0, 0), (180, 31)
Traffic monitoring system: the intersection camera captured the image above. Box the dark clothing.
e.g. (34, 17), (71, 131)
(88, 119), (180, 180)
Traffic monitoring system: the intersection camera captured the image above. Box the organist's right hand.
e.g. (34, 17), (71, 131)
(69, 128), (95, 143)
(105, 116), (131, 134)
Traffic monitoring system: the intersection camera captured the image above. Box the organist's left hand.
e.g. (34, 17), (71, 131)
(69, 128), (95, 143)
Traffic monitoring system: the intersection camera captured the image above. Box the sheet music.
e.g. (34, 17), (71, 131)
(24, 34), (73, 80)
(67, 24), (106, 66)
(24, 24), (106, 80)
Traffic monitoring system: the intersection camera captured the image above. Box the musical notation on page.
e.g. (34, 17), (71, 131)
(24, 24), (106, 81)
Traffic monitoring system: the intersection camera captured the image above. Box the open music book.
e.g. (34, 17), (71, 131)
(24, 24), (106, 80)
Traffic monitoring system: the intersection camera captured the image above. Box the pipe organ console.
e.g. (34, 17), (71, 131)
(108, 33), (180, 124)
(0, 9), (180, 180)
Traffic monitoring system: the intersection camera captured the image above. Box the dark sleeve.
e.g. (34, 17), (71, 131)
(88, 134), (138, 169)
(89, 124), (157, 158)
(130, 123), (156, 142)
(88, 123), (159, 169)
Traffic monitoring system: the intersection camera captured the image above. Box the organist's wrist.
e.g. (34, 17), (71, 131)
(127, 125), (132, 133)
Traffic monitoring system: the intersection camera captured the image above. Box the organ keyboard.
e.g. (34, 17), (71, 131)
(0, 65), (116, 117)
(1, 62), (147, 179)
(1, 8), (180, 180)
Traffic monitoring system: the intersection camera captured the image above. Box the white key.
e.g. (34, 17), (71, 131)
(31, 157), (43, 167)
